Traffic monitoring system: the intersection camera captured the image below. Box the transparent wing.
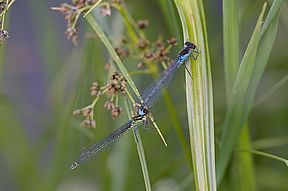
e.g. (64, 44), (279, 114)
(139, 58), (181, 109)
(70, 120), (133, 169)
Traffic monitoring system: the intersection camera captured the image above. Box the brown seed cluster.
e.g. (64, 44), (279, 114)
(113, 36), (177, 70)
(137, 20), (149, 29)
(73, 106), (96, 128)
(104, 101), (122, 118)
(100, 3), (111, 16)
(133, 37), (178, 69)
(52, 0), (123, 45)
(90, 82), (101, 96)
(0, 29), (9, 41)
(137, 39), (149, 50)
(0, 1), (7, 14)
(73, 71), (127, 127)
(114, 47), (129, 59)
(107, 71), (127, 96)
(0, 0), (15, 43)
(51, 3), (82, 45)
(167, 37), (178, 46)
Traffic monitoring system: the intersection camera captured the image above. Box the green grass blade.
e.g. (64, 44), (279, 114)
(124, 100), (152, 191)
(132, 129), (151, 191)
(281, 1), (288, 28)
(158, 0), (182, 40)
(246, 0), (284, 103)
(174, 0), (216, 190)
(217, 2), (267, 184)
(163, 93), (193, 171)
(237, 125), (257, 191)
(252, 136), (288, 149)
(223, 0), (240, 98)
(239, 149), (288, 166)
(113, 4), (141, 43)
(217, 0), (284, 184)
(254, 74), (288, 106)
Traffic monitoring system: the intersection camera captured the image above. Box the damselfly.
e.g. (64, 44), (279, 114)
(70, 41), (199, 169)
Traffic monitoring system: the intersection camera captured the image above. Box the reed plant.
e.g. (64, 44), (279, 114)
(0, 0), (287, 191)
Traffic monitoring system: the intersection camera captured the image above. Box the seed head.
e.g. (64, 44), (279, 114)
(156, 47), (169, 60)
(114, 47), (129, 59)
(90, 82), (101, 96)
(137, 39), (149, 50)
(143, 50), (154, 60)
(137, 20), (149, 29)
(0, 30), (9, 41)
(155, 39), (163, 48)
(111, 106), (122, 118)
(104, 63), (111, 70)
(137, 62), (145, 69)
(104, 101), (115, 110)
(167, 37), (178, 46)
(73, 109), (82, 115)
(82, 106), (93, 117)
(121, 36), (128, 44)
(80, 119), (96, 128)
(101, 4), (111, 16)
(0, 2), (7, 14)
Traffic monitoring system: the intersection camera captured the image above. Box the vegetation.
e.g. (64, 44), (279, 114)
(0, 0), (287, 190)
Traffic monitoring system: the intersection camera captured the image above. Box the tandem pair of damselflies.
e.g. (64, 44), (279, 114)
(70, 41), (199, 170)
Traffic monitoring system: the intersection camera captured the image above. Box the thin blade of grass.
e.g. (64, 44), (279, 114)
(237, 125), (257, 191)
(223, 0), (240, 99)
(124, 99), (152, 191)
(156, 0), (194, 171)
(239, 149), (288, 166)
(174, 0), (216, 190)
(113, 4), (142, 43)
(252, 136), (288, 149)
(158, 0), (182, 40)
(83, 0), (103, 17)
(162, 93), (193, 171)
(254, 74), (288, 106)
(217, 2), (267, 183)
(217, 0), (284, 184)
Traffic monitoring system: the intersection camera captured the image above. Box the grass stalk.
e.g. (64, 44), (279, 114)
(237, 125), (257, 191)
(254, 74), (288, 106)
(223, 0), (256, 190)
(252, 136), (288, 149)
(223, 0), (240, 100)
(174, 0), (216, 190)
(239, 149), (288, 166)
(124, 100), (152, 191)
(217, 0), (284, 184)
(217, 3), (267, 183)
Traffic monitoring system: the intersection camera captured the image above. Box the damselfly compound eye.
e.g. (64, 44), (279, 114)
(184, 41), (196, 49)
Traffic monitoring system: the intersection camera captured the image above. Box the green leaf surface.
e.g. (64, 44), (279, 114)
(217, 0), (284, 184)
(174, 0), (216, 190)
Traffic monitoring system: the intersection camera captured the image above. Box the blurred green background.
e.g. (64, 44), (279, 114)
(0, 0), (287, 191)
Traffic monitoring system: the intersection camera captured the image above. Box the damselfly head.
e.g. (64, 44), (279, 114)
(184, 41), (196, 50)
